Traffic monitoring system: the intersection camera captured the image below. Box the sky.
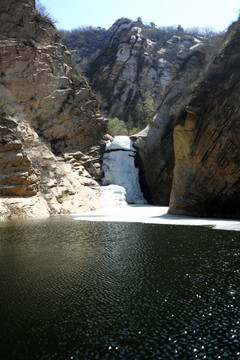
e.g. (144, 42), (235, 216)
(39, 0), (240, 32)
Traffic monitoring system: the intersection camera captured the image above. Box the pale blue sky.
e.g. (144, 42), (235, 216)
(39, 0), (240, 32)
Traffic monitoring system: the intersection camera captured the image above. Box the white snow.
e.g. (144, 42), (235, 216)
(105, 136), (136, 151)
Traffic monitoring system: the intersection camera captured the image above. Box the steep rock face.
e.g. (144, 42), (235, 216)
(0, 37), (108, 178)
(132, 34), (212, 204)
(84, 19), (211, 124)
(0, 0), (60, 43)
(168, 20), (240, 218)
(0, 0), (108, 167)
(0, 0), (109, 219)
(132, 120), (174, 205)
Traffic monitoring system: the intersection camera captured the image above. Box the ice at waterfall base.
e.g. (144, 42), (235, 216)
(72, 136), (240, 231)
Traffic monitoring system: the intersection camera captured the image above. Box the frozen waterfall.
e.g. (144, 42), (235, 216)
(101, 136), (146, 204)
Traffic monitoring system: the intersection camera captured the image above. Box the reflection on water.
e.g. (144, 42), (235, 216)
(0, 218), (240, 359)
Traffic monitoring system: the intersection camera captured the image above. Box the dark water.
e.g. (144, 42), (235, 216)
(0, 218), (240, 360)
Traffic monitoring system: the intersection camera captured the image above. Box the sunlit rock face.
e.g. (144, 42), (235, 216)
(168, 19), (240, 219)
(102, 137), (146, 204)
(0, 0), (109, 219)
(0, 0), (108, 166)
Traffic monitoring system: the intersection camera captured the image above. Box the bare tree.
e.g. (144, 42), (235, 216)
(35, 0), (56, 24)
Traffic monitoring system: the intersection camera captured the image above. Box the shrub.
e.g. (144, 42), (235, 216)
(108, 117), (128, 136)
(35, 0), (56, 25)
(129, 127), (141, 136)
(135, 93), (156, 127)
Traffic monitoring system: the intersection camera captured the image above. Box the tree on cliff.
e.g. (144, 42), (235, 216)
(108, 117), (128, 136)
(135, 93), (156, 127)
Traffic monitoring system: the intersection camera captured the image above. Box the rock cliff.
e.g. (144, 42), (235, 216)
(81, 19), (211, 126)
(168, 20), (240, 219)
(0, 0), (109, 219)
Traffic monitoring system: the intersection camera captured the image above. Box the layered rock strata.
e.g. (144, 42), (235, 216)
(0, 117), (38, 197)
(168, 20), (240, 218)
(0, 0), (109, 219)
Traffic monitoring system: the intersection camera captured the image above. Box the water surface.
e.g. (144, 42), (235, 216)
(0, 218), (239, 359)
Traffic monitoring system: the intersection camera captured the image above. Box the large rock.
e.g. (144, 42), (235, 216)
(168, 20), (240, 218)
(0, 0), (109, 219)
(0, 0), (60, 43)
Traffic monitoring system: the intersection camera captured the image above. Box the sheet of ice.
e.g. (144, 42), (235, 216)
(71, 205), (240, 232)
(102, 136), (146, 204)
(100, 185), (127, 206)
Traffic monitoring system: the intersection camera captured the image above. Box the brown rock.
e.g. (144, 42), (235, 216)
(0, 117), (38, 196)
(168, 20), (240, 219)
(0, 0), (109, 219)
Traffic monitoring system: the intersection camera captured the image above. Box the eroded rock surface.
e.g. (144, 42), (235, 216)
(0, 117), (38, 197)
(0, 0), (109, 219)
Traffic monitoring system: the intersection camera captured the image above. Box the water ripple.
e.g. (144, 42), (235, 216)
(0, 219), (239, 359)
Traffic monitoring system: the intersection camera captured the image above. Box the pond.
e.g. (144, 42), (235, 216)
(0, 218), (239, 359)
